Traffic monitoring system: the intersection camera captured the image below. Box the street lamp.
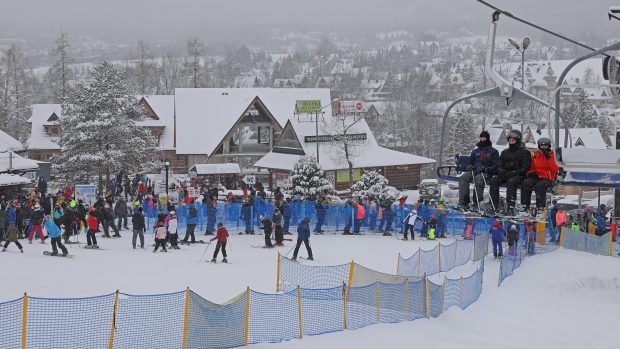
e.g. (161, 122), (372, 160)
(164, 161), (170, 196)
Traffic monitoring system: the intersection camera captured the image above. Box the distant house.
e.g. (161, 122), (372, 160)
(273, 79), (296, 88)
(26, 104), (63, 162)
(523, 128), (608, 150)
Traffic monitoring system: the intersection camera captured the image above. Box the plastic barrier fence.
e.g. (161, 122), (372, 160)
(560, 229), (612, 256)
(1, 261), (485, 349)
(136, 200), (509, 236)
(498, 240), (560, 286)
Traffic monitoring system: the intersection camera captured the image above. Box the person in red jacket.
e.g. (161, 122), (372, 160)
(86, 207), (100, 249)
(210, 223), (229, 263)
(520, 137), (559, 218)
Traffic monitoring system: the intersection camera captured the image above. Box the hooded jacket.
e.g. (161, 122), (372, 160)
(526, 149), (559, 181)
(470, 140), (499, 175)
(497, 142), (532, 179)
(489, 221), (505, 241)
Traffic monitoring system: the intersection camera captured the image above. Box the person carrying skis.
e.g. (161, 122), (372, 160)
(86, 207), (100, 249)
(132, 206), (146, 249)
(2, 202), (23, 253)
(292, 217), (313, 261)
(489, 219), (505, 260)
(402, 209), (419, 241)
(210, 223), (229, 263)
(457, 130), (499, 211)
(272, 208), (284, 246)
(168, 211), (179, 249)
(153, 222), (168, 252)
(44, 215), (68, 256)
(520, 137), (559, 219)
(489, 130), (531, 214)
(260, 215), (274, 248)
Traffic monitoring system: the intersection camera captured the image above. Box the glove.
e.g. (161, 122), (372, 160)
(527, 172), (538, 179)
(497, 168), (507, 178)
(479, 166), (487, 174)
(465, 165), (474, 171)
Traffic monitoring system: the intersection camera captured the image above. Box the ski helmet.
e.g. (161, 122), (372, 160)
(506, 130), (522, 142)
(537, 137), (551, 148)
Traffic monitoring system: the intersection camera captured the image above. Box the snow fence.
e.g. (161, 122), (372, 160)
(0, 262), (485, 349)
(560, 229), (612, 256)
(277, 235), (488, 292)
(139, 200), (502, 236)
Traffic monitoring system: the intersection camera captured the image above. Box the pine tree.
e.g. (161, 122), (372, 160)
(444, 110), (476, 160)
(564, 90), (596, 128)
(289, 156), (333, 198)
(52, 61), (159, 192)
(350, 170), (399, 201)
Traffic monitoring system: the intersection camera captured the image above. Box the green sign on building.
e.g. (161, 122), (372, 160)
(295, 100), (322, 114)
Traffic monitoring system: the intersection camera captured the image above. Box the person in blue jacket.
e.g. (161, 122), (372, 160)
(314, 199), (327, 234)
(382, 201), (394, 236)
(2, 202), (23, 252)
(342, 199), (354, 235)
(240, 199), (254, 235)
(182, 201), (198, 243)
(417, 199), (431, 238)
(292, 216), (313, 261)
(457, 130), (500, 211)
(44, 215), (68, 256)
(489, 219), (505, 259)
(282, 198), (292, 235)
(595, 207), (607, 236)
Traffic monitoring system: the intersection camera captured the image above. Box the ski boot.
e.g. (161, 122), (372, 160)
(403, 236), (408, 241)
(62, 250), (68, 257)
(307, 256), (313, 261)
(210, 258), (216, 263)
(20, 249), (24, 253)
(51, 251), (58, 256)
(222, 258), (228, 263)
(1, 248), (6, 252)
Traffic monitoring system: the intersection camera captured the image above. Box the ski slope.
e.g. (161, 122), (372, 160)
(1, 229), (618, 349)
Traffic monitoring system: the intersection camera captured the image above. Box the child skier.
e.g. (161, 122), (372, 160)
(292, 217), (313, 261)
(153, 222), (168, 252)
(524, 219), (536, 256)
(86, 207), (100, 249)
(1, 202), (23, 253)
(427, 214), (437, 240)
(210, 223), (229, 263)
(44, 215), (68, 256)
(462, 216), (475, 240)
(260, 215), (274, 248)
(168, 211), (179, 249)
(507, 224), (519, 256)
(489, 220), (504, 260)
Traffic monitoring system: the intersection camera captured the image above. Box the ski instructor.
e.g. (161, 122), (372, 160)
(457, 130), (499, 211)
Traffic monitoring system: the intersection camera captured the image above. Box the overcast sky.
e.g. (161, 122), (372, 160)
(1, 0), (619, 44)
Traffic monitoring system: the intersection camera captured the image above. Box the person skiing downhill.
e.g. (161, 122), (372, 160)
(292, 217), (313, 261)
(210, 223), (229, 263)
(457, 130), (499, 211)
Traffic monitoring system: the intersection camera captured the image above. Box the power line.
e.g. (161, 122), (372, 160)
(474, 0), (611, 58)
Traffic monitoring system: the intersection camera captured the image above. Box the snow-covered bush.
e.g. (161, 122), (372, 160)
(350, 170), (399, 202)
(289, 156), (333, 198)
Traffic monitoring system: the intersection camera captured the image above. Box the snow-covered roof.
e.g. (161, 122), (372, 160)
(0, 173), (31, 187)
(533, 128), (608, 149)
(27, 104), (62, 150)
(174, 88), (332, 156)
(0, 150), (39, 173)
(190, 163), (241, 175)
(0, 130), (24, 152)
(254, 115), (435, 171)
(138, 95), (175, 150)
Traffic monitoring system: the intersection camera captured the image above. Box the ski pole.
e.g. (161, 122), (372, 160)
(284, 243), (296, 257)
(481, 172), (496, 213)
(471, 169), (482, 213)
(198, 242), (212, 262)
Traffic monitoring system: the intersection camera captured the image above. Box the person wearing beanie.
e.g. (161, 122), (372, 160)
(489, 129), (532, 214)
(489, 219), (505, 259)
(520, 137), (559, 219)
(457, 130), (499, 211)
(507, 224), (520, 256)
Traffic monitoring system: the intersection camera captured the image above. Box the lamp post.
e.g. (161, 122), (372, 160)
(164, 161), (170, 196)
(509, 37), (530, 132)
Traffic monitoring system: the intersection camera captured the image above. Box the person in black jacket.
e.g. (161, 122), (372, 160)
(102, 204), (121, 238)
(458, 130), (499, 210)
(489, 130), (532, 214)
(260, 216), (274, 248)
(132, 207), (146, 249)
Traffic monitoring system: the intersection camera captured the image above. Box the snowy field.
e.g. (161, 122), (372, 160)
(2, 229), (619, 349)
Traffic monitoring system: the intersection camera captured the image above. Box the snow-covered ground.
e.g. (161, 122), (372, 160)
(2, 229), (619, 349)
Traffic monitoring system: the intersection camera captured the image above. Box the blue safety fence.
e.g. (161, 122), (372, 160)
(247, 290), (299, 344)
(186, 291), (246, 349)
(498, 239), (560, 286)
(0, 297), (23, 349)
(561, 229), (611, 256)
(134, 199), (522, 237)
(300, 286), (344, 336)
(428, 259), (485, 315)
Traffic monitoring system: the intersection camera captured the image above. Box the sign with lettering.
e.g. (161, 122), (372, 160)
(295, 100), (322, 114)
(304, 133), (367, 143)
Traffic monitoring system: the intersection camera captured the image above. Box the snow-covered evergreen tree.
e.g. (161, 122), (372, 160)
(350, 170), (399, 201)
(564, 90), (596, 128)
(52, 61), (159, 192)
(290, 156), (333, 198)
(444, 111), (476, 161)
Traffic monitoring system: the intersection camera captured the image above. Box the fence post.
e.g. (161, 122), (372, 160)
(244, 287), (250, 346)
(417, 247), (421, 277)
(438, 243), (441, 272)
(396, 252), (401, 275)
(440, 277), (445, 313)
(182, 287), (190, 349)
(342, 282), (348, 330)
(276, 253), (281, 292)
(404, 279), (409, 321)
(108, 290), (119, 349)
(375, 282), (380, 323)
(21, 292), (28, 349)
(459, 276), (464, 308)
(347, 261), (355, 292)
(423, 273), (429, 319)
(609, 232), (613, 256)
(297, 286), (303, 339)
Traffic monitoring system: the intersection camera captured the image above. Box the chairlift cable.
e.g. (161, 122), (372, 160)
(474, 0), (611, 58)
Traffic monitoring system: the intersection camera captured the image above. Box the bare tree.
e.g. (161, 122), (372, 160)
(0, 45), (31, 141)
(134, 40), (156, 95)
(323, 115), (368, 186)
(157, 49), (182, 94)
(184, 37), (206, 88)
(47, 29), (73, 102)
